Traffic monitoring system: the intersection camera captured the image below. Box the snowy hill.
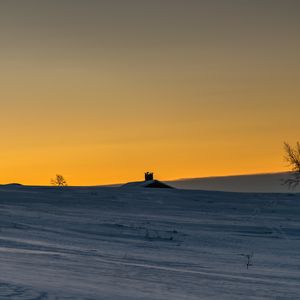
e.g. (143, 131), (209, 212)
(0, 185), (299, 299)
(167, 172), (300, 193)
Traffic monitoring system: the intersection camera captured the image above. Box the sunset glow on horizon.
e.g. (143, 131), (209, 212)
(1, 1), (299, 185)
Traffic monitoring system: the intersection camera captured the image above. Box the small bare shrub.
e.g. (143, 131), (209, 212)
(51, 174), (68, 187)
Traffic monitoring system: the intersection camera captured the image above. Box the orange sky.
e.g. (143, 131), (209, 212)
(0, 1), (299, 185)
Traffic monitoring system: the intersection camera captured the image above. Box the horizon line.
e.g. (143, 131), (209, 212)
(0, 170), (292, 187)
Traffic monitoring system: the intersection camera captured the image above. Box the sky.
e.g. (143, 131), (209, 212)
(0, 0), (300, 185)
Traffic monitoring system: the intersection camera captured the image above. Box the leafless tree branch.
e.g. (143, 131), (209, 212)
(283, 142), (300, 188)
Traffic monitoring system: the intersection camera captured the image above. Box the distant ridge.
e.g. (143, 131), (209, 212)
(1, 183), (23, 187)
(122, 179), (174, 189)
(166, 172), (300, 193)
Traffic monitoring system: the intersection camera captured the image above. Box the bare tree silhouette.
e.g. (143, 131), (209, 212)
(51, 174), (68, 187)
(284, 142), (300, 188)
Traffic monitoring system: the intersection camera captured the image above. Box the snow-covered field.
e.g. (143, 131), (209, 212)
(167, 172), (300, 193)
(0, 185), (299, 299)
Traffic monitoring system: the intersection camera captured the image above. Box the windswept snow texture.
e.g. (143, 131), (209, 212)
(0, 186), (299, 299)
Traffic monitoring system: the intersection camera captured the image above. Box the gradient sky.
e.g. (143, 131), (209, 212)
(0, 0), (300, 185)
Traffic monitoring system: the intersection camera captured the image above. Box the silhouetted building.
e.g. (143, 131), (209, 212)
(122, 173), (174, 189)
(145, 172), (154, 181)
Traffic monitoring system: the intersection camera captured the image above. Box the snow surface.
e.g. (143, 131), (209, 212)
(167, 172), (300, 193)
(0, 185), (299, 299)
